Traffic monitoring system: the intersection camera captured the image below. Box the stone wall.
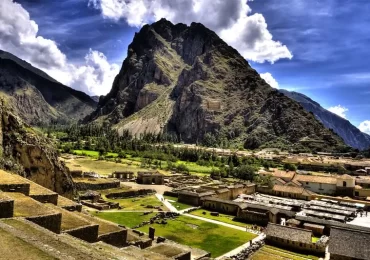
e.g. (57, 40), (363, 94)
(75, 181), (120, 191)
(0, 183), (30, 195)
(105, 189), (155, 199)
(99, 229), (128, 247)
(65, 224), (99, 243)
(0, 199), (14, 218)
(163, 191), (178, 197)
(236, 210), (269, 226)
(202, 199), (239, 215)
(266, 236), (325, 256)
(30, 193), (58, 205)
(178, 194), (201, 206)
(27, 213), (62, 234)
(60, 203), (82, 212)
(174, 251), (191, 260)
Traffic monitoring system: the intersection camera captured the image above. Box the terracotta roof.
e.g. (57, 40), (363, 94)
(266, 223), (312, 243)
(337, 174), (355, 180)
(272, 185), (315, 196)
(293, 175), (337, 185)
(285, 180), (303, 187)
(216, 188), (230, 194)
(271, 170), (296, 180)
(329, 227), (370, 259)
(274, 178), (286, 185)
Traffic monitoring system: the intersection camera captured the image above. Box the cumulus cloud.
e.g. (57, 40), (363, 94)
(359, 121), (370, 135)
(260, 72), (279, 89)
(89, 0), (293, 63)
(328, 105), (348, 119)
(0, 0), (118, 95)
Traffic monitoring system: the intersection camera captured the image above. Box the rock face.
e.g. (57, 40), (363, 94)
(0, 50), (97, 125)
(280, 89), (370, 150)
(0, 100), (76, 197)
(87, 18), (344, 151)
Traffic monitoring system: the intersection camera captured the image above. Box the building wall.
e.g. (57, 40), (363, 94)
(266, 236), (325, 255)
(216, 191), (231, 200)
(99, 229), (127, 247)
(236, 210), (269, 226)
(202, 200), (239, 215)
(178, 194), (200, 206)
(300, 182), (336, 195)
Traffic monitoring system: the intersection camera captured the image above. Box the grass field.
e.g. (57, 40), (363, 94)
(68, 150), (216, 175)
(104, 195), (167, 211)
(137, 215), (257, 257)
(164, 196), (194, 211)
(90, 211), (156, 228)
(190, 209), (250, 228)
(250, 245), (320, 260)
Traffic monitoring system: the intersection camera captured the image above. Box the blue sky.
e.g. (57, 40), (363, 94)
(1, 0), (369, 132)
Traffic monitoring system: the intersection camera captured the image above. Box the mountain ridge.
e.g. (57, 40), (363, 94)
(86, 18), (345, 152)
(0, 49), (97, 125)
(280, 89), (370, 150)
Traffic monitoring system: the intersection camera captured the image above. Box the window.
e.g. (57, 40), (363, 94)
(343, 181), (347, 187)
(306, 182), (309, 185)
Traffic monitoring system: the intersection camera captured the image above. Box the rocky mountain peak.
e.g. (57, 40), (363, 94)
(86, 19), (345, 152)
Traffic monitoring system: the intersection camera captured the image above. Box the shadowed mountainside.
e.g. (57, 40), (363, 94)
(280, 89), (370, 150)
(0, 50), (97, 125)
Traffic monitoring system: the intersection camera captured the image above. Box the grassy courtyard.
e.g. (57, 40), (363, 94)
(104, 195), (167, 211)
(250, 245), (320, 260)
(190, 209), (250, 228)
(164, 195), (194, 211)
(90, 211), (156, 228)
(137, 215), (257, 257)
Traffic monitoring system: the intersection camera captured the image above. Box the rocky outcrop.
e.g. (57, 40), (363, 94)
(87, 19), (345, 152)
(280, 90), (370, 150)
(0, 100), (76, 197)
(0, 50), (97, 125)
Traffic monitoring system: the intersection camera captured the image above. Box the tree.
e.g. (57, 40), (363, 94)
(284, 163), (297, 171)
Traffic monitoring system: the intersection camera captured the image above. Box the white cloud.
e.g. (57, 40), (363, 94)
(328, 105), (348, 119)
(0, 0), (118, 96)
(359, 121), (370, 135)
(260, 72), (279, 89)
(89, 0), (293, 63)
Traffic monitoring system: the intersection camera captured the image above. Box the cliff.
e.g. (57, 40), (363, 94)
(0, 100), (76, 197)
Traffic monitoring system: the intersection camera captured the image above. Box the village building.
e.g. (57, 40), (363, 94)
(202, 197), (241, 215)
(293, 175), (338, 195)
(271, 185), (315, 200)
(137, 172), (164, 185)
(112, 171), (134, 180)
(329, 226), (370, 260)
(265, 223), (326, 255)
(336, 174), (356, 196)
(178, 190), (216, 206)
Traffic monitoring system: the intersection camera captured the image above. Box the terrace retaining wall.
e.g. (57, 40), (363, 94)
(75, 181), (120, 191)
(105, 189), (156, 199)
(99, 229), (128, 247)
(30, 194), (58, 205)
(27, 213), (62, 234)
(65, 224), (99, 243)
(0, 199), (14, 218)
(0, 184), (30, 195)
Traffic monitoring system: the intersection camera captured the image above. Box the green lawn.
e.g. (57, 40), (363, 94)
(105, 195), (167, 211)
(251, 245), (320, 260)
(73, 150), (118, 158)
(190, 209), (250, 228)
(164, 196), (194, 211)
(137, 215), (257, 257)
(90, 211), (156, 228)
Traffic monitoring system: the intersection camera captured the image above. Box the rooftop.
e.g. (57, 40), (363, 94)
(329, 227), (370, 259)
(265, 223), (312, 243)
(293, 175), (337, 185)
